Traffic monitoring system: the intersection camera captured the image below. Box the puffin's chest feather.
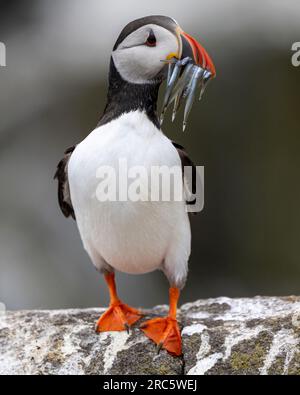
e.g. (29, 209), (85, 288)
(68, 111), (181, 191)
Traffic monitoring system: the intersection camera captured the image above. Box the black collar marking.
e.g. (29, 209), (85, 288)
(98, 59), (161, 129)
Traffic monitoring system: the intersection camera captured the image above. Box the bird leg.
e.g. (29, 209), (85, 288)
(95, 273), (142, 332)
(140, 287), (182, 356)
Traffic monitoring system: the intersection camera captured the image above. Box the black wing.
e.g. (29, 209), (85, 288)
(172, 141), (202, 214)
(54, 146), (76, 220)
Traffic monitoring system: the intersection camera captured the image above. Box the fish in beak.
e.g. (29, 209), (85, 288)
(161, 28), (216, 131)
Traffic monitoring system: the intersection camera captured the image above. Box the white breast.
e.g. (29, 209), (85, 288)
(68, 111), (191, 275)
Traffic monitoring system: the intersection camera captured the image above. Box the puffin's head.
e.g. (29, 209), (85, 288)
(112, 15), (215, 84)
(111, 15), (216, 130)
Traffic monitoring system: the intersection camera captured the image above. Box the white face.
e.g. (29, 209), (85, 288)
(112, 24), (179, 84)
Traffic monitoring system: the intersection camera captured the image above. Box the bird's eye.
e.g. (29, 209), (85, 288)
(145, 30), (156, 47)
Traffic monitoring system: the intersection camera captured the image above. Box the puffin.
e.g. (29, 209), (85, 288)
(55, 15), (215, 356)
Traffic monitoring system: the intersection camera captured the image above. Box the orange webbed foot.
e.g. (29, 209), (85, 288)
(96, 302), (142, 332)
(140, 316), (182, 356)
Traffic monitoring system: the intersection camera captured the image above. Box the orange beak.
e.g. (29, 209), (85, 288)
(180, 31), (216, 78)
(160, 26), (216, 131)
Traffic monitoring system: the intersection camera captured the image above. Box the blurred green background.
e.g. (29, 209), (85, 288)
(0, 0), (300, 310)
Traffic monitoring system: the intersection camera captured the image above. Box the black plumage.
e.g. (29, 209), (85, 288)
(98, 59), (161, 129)
(54, 146), (76, 220)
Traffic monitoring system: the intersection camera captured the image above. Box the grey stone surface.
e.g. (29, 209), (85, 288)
(1, 297), (300, 375)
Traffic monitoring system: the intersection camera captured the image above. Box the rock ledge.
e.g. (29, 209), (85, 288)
(1, 296), (300, 375)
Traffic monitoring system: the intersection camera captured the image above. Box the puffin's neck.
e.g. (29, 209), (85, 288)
(98, 59), (161, 129)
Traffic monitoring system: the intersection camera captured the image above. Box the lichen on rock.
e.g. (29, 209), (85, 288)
(0, 297), (300, 375)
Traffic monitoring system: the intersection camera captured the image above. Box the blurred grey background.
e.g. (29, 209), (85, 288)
(0, 0), (300, 310)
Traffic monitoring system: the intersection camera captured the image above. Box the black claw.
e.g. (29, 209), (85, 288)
(157, 342), (163, 355)
(124, 323), (130, 334)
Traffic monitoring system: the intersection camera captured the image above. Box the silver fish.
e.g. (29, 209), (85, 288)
(161, 57), (192, 121)
(183, 67), (205, 131)
(159, 57), (213, 130)
(199, 70), (212, 101)
(169, 63), (194, 106)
